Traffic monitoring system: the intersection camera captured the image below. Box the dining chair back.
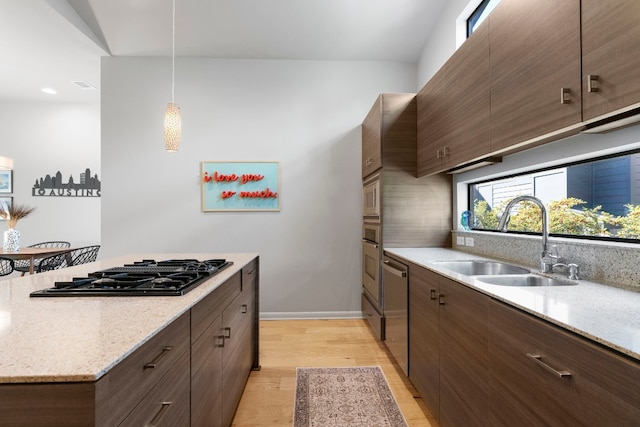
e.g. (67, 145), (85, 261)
(36, 252), (71, 273)
(66, 245), (101, 266)
(14, 241), (72, 275)
(0, 257), (15, 276)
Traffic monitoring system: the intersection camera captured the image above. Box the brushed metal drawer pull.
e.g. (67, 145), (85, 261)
(429, 289), (437, 300)
(587, 74), (599, 92)
(382, 261), (407, 278)
(143, 346), (173, 370)
(223, 326), (231, 339)
(241, 304), (248, 314)
(438, 294), (446, 305)
(527, 353), (571, 378)
(561, 87), (571, 104)
(145, 401), (172, 427)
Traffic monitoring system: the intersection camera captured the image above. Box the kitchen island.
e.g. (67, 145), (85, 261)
(0, 252), (259, 427)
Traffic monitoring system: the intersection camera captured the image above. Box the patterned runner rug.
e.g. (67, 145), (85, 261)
(293, 366), (408, 427)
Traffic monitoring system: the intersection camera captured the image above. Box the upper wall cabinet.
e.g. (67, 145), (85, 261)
(417, 22), (491, 177)
(362, 93), (417, 179)
(582, 0), (640, 121)
(489, 0), (582, 153)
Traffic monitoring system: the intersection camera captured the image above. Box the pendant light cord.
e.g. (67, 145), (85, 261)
(171, 0), (176, 103)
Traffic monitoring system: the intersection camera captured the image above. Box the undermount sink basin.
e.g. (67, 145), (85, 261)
(477, 274), (577, 287)
(432, 260), (530, 276)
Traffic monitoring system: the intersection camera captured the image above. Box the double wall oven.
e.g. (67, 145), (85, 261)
(362, 173), (384, 338)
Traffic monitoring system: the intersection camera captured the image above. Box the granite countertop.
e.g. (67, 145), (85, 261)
(0, 252), (258, 384)
(385, 247), (640, 361)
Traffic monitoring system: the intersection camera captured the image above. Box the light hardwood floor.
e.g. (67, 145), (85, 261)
(232, 318), (438, 427)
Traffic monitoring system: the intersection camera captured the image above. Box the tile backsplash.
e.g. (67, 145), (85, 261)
(452, 230), (640, 291)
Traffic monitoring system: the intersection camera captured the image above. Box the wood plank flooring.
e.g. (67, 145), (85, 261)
(232, 318), (438, 427)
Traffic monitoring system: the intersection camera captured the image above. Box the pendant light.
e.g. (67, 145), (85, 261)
(164, 0), (181, 152)
(0, 156), (13, 170)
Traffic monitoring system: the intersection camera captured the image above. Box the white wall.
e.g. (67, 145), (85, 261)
(417, 0), (470, 86)
(101, 57), (417, 317)
(0, 101), (100, 248)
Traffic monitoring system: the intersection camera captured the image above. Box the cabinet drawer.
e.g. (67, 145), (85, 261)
(242, 258), (258, 291)
(119, 348), (190, 427)
(191, 271), (242, 344)
(489, 301), (640, 426)
(362, 293), (384, 340)
(95, 312), (190, 426)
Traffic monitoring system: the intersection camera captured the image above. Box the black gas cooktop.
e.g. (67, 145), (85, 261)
(29, 258), (233, 297)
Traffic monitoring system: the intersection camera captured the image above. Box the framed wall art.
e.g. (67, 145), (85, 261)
(0, 170), (12, 194)
(202, 161), (280, 212)
(0, 196), (12, 215)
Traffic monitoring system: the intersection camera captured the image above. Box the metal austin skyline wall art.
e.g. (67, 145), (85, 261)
(32, 168), (101, 197)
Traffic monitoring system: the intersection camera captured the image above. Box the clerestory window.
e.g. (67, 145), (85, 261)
(467, 0), (502, 37)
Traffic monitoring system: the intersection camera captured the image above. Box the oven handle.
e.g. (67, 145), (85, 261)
(362, 239), (379, 248)
(382, 260), (406, 278)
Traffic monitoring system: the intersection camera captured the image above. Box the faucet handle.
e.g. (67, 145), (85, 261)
(568, 264), (579, 280)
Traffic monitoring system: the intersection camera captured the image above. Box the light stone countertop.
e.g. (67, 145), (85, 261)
(0, 252), (258, 384)
(385, 247), (640, 361)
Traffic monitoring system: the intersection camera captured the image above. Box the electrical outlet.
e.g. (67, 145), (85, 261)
(465, 237), (474, 247)
(456, 236), (465, 246)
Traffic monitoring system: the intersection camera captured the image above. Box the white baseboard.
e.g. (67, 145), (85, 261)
(259, 311), (364, 320)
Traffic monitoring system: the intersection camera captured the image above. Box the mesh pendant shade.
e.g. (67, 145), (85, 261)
(164, 102), (181, 152)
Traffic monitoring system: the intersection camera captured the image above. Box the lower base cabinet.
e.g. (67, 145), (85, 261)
(489, 300), (640, 427)
(408, 262), (488, 426)
(0, 257), (259, 427)
(409, 263), (640, 427)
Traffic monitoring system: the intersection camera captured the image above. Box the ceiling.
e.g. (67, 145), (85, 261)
(0, 0), (446, 103)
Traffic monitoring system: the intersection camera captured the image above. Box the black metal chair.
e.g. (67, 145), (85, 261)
(36, 251), (71, 273)
(0, 257), (15, 277)
(66, 245), (101, 266)
(15, 241), (71, 276)
(35, 245), (101, 273)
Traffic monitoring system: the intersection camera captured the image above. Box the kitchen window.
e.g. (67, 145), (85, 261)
(468, 150), (640, 242)
(467, 0), (502, 36)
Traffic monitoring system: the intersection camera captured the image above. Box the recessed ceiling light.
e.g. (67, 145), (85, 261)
(41, 88), (57, 95)
(72, 81), (96, 90)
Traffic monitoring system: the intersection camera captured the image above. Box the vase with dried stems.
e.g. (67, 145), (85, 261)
(0, 203), (36, 252)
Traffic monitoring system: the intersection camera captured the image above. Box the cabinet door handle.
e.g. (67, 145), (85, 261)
(143, 346), (173, 370)
(366, 158), (373, 166)
(442, 146), (450, 157)
(436, 149), (443, 159)
(216, 335), (225, 348)
(587, 74), (599, 92)
(526, 353), (571, 378)
(429, 288), (437, 301)
(223, 326), (231, 339)
(146, 401), (172, 427)
(438, 294), (446, 305)
(560, 88), (571, 104)
(241, 304), (248, 314)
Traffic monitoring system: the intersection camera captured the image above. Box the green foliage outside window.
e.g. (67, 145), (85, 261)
(473, 197), (640, 239)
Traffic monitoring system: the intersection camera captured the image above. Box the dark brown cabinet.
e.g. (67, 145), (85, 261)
(438, 277), (489, 427)
(361, 94), (452, 340)
(489, 300), (640, 427)
(408, 262), (488, 426)
(191, 265), (257, 427)
(489, 0), (582, 153)
(408, 262), (640, 427)
(582, 0), (640, 122)
(408, 262), (440, 419)
(417, 21), (491, 177)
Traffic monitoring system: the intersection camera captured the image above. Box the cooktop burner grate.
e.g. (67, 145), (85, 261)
(30, 258), (233, 297)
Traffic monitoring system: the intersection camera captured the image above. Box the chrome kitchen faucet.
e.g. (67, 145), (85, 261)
(497, 195), (560, 273)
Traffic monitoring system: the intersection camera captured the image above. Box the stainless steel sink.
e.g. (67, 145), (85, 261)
(477, 274), (577, 287)
(432, 260), (530, 276)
